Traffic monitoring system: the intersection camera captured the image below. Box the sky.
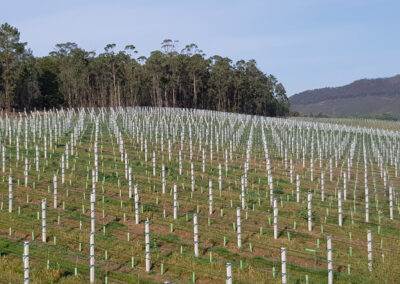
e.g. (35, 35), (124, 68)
(2, 0), (400, 96)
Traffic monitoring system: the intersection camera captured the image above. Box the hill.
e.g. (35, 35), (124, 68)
(290, 75), (400, 117)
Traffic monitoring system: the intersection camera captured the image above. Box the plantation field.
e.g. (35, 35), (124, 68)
(0, 107), (399, 283)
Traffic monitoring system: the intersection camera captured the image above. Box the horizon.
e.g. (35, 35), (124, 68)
(2, 0), (400, 96)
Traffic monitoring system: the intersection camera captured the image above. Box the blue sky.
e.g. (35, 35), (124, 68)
(2, 0), (400, 95)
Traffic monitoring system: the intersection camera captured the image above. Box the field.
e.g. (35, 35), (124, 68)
(0, 107), (399, 283)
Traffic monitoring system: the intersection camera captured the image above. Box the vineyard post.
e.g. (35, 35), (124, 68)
(338, 190), (342, 227)
(237, 207), (241, 248)
(367, 230), (373, 271)
(296, 175), (300, 202)
(209, 179), (213, 215)
(23, 241), (29, 284)
(281, 247), (287, 284)
(327, 236), (333, 284)
(145, 221), (151, 272)
(135, 185), (139, 224)
(8, 175), (12, 213)
(53, 174), (58, 209)
(308, 193), (312, 231)
(173, 184), (178, 220)
(42, 199), (46, 242)
(194, 213), (199, 257)
(274, 198), (278, 239)
(226, 263), (232, 284)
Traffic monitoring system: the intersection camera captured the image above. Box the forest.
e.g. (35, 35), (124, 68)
(0, 22), (289, 116)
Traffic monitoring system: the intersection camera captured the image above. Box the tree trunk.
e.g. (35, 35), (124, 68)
(118, 83), (121, 106)
(193, 74), (197, 108)
(4, 78), (9, 110)
(4, 62), (10, 111)
(164, 88), (168, 107)
(172, 88), (176, 108)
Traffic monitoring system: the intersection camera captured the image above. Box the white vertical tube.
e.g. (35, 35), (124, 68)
(92, 169), (96, 193)
(338, 190), (342, 227)
(65, 144), (69, 169)
(343, 172), (347, 201)
(168, 139), (171, 162)
(162, 164), (166, 194)
(191, 163), (195, 192)
(90, 231), (95, 283)
(327, 236), (333, 284)
(173, 184), (178, 220)
(53, 174), (58, 209)
(8, 175), (12, 213)
(209, 179), (213, 215)
(308, 193), (312, 232)
(70, 133), (73, 156)
(134, 185), (139, 224)
(145, 221), (150, 272)
(190, 138), (193, 160)
(296, 175), (300, 203)
(347, 157), (351, 180)
(178, 150), (182, 175)
(321, 172), (325, 202)
(194, 213), (199, 257)
(61, 154), (65, 184)
(237, 207), (241, 248)
(226, 263), (232, 284)
(17, 136), (20, 161)
(383, 171), (387, 189)
(153, 151), (156, 176)
(125, 152), (128, 179)
(128, 167), (132, 199)
(218, 163), (222, 191)
(241, 176), (245, 210)
(269, 175), (274, 206)
(365, 185), (369, 223)
(273, 198), (278, 239)
(367, 230), (373, 271)
(42, 199), (46, 243)
(202, 148), (205, 173)
(389, 186), (394, 220)
(281, 248), (287, 284)
(94, 142), (98, 183)
(35, 145), (39, 172)
(90, 191), (95, 233)
(23, 241), (29, 284)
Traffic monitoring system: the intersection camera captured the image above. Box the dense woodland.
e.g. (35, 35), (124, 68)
(0, 23), (289, 116)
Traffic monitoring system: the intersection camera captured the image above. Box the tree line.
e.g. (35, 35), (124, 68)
(0, 23), (290, 116)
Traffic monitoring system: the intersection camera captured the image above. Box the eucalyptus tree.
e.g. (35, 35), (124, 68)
(208, 56), (234, 112)
(50, 42), (93, 107)
(0, 22), (27, 110)
(37, 56), (64, 109)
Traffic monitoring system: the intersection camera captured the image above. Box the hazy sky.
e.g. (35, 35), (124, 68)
(2, 0), (399, 95)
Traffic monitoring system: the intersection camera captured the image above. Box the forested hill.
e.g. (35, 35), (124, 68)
(290, 75), (400, 117)
(0, 22), (289, 116)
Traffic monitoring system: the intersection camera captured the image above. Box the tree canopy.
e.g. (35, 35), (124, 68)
(0, 23), (289, 116)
